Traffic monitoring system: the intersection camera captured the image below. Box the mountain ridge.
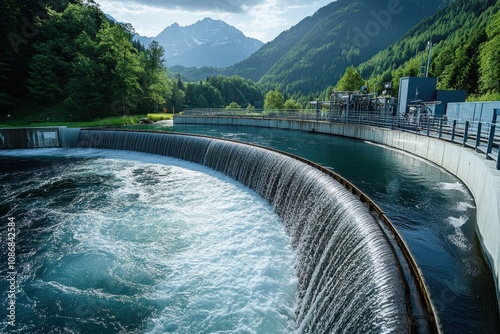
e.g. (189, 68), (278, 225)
(170, 0), (453, 93)
(226, 0), (452, 94)
(136, 18), (263, 68)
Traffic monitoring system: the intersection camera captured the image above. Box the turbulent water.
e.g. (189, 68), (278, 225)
(168, 123), (500, 333)
(56, 129), (415, 333)
(0, 149), (297, 333)
(0, 128), (422, 333)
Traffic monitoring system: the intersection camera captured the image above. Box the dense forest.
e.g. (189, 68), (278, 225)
(356, 0), (500, 101)
(1, 0), (171, 120)
(0, 0), (267, 122)
(1, 0), (499, 123)
(173, 0), (500, 104)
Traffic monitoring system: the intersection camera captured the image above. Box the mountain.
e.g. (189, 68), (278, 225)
(225, 0), (452, 94)
(136, 18), (263, 68)
(105, 14), (117, 22)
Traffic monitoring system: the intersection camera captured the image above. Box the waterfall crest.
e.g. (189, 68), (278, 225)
(61, 129), (436, 333)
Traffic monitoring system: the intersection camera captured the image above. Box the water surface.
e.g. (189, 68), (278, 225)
(0, 149), (297, 333)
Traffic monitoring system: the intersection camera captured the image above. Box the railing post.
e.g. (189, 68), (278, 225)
(426, 118), (431, 136)
(439, 119), (443, 139)
(463, 121), (469, 146)
(486, 124), (496, 157)
(497, 148), (500, 170)
(451, 120), (457, 143)
(475, 122), (482, 149)
(346, 94), (350, 124)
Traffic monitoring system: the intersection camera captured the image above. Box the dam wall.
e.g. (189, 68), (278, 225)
(175, 115), (500, 298)
(66, 129), (438, 333)
(0, 126), (440, 331)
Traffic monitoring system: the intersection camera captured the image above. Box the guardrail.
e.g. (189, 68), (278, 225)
(181, 108), (500, 169)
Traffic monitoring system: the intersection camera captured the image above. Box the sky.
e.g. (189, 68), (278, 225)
(95, 0), (334, 43)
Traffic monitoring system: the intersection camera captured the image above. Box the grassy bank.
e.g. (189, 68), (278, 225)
(0, 113), (173, 128)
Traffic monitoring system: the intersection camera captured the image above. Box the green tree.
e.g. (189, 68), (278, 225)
(197, 94), (209, 108)
(166, 77), (185, 112)
(283, 98), (301, 110)
(335, 66), (364, 91)
(97, 21), (144, 115)
(66, 54), (104, 119)
(140, 41), (171, 112)
(27, 51), (64, 100)
(226, 102), (241, 109)
(264, 88), (284, 109)
(0, 57), (15, 107)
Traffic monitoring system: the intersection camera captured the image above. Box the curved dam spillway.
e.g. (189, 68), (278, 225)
(63, 129), (436, 332)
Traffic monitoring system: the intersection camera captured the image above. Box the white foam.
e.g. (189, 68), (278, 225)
(456, 201), (476, 212)
(447, 216), (470, 250)
(448, 215), (468, 229)
(435, 181), (470, 195)
(2, 148), (298, 333)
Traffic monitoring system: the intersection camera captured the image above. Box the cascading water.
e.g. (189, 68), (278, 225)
(56, 128), (436, 333)
(0, 149), (297, 333)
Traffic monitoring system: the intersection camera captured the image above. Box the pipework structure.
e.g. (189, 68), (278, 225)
(310, 88), (397, 122)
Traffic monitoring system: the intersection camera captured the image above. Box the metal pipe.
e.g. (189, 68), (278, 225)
(426, 41), (434, 78)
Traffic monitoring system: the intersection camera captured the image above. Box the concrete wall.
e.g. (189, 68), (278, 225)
(0, 127), (62, 149)
(175, 115), (500, 296)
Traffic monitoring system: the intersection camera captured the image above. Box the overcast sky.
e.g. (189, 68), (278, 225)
(95, 0), (334, 42)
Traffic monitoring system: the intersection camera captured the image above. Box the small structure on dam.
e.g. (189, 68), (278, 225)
(0, 127), (61, 149)
(310, 77), (467, 123)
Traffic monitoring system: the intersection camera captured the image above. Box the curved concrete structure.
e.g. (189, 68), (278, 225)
(67, 128), (439, 332)
(175, 116), (500, 300)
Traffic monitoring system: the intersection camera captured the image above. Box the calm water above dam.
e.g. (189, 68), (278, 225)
(169, 123), (500, 333)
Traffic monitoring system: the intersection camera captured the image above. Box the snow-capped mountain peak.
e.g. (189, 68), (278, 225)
(135, 18), (263, 68)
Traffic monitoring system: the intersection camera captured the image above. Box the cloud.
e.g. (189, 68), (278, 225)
(97, 0), (332, 42)
(112, 0), (267, 13)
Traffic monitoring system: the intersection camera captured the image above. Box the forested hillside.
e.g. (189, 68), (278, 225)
(1, 0), (173, 120)
(357, 0), (500, 100)
(0, 0), (265, 121)
(226, 0), (450, 95)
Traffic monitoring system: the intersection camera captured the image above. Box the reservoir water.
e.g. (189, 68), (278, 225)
(168, 123), (500, 333)
(0, 149), (297, 333)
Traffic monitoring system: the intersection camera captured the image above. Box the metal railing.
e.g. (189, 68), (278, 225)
(181, 108), (500, 169)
